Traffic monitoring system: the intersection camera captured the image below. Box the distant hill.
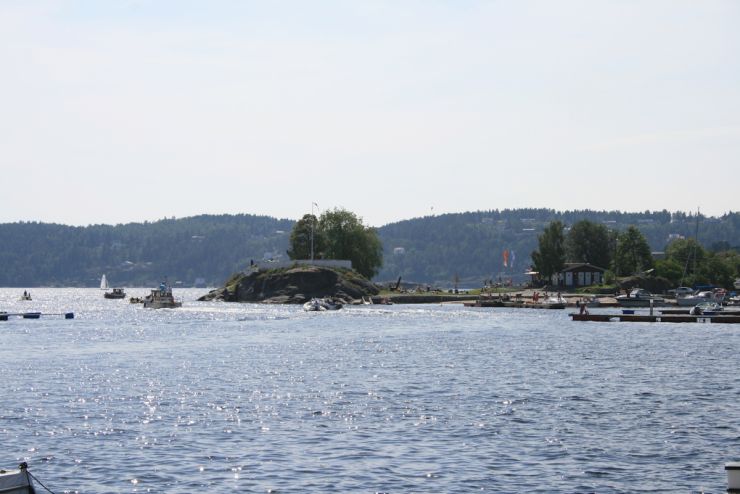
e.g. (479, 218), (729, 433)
(0, 215), (293, 287)
(376, 209), (740, 286)
(1, 209), (737, 287)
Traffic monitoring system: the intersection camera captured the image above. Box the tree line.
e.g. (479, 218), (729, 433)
(376, 209), (740, 285)
(0, 209), (737, 287)
(531, 220), (740, 289)
(0, 215), (293, 287)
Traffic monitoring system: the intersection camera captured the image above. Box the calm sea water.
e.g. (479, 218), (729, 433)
(1, 288), (738, 493)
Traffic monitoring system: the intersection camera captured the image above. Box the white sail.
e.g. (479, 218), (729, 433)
(100, 274), (109, 290)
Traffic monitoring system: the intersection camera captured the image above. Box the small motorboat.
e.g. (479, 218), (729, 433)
(303, 298), (343, 311)
(20, 291), (32, 301)
(616, 288), (664, 307)
(528, 293), (566, 309)
(104, 287), (126, 299)
(676, 290), (721, 307)
(536, 295), (566, 309)
(689, 302), (723, 315)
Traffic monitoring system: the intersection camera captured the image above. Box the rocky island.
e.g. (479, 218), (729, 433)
(198, 265), (379, 304)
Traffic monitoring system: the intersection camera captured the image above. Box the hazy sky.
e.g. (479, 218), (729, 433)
(1, 1), (738, 227)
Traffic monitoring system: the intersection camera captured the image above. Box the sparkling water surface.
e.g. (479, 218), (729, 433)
(1, 288), (738, 493)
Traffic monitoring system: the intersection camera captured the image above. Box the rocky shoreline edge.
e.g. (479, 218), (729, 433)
(198, 265), (379, 304)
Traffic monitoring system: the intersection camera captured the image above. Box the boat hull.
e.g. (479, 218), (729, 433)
(143, 286), (182, 309)
(143, 300), (182, 309)
(617, 298), (664, 307)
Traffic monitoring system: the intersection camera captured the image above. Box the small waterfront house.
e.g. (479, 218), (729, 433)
(551, 263), (606, 288)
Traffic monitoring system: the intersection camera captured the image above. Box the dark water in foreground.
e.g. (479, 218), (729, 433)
(1, 288), (738, 493)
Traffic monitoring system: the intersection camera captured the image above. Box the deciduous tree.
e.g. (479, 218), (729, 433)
(614, 226), (653, 275)
(565, 220), (612, 269)
(319, 209), (383, 279)
(531, 221), (565, 281)
(288, 208), (383, 278)
(287, 214), (324, 260)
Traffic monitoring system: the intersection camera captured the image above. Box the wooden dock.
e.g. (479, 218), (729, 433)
(570, 312), (740, 323)
(0, 312), (74, 321)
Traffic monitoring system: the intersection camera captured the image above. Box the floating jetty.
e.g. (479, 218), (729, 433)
(570, 312), (740, 323)
(463, 298), (565, 309)
(0, 312), (74, 321)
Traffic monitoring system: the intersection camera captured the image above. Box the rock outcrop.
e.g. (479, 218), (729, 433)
(198, 265), (379, 304)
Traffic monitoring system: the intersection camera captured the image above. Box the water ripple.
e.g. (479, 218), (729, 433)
(1, 288), (738, 492)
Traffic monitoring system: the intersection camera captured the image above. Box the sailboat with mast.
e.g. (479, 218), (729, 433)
(674, 208), (715, 306)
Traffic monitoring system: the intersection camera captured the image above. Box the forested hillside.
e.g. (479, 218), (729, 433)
(1, 210), (738, 287)
(376, 209), (740, 286)
(0, 215), (293, 287)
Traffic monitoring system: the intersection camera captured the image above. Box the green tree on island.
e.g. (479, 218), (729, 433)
(287, 214), (325, 260)
(288, 208), (383, 279)
(531, 220), (566, 282)
(614, 226), (653, 275)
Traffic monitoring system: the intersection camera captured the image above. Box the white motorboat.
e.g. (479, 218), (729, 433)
(676, 290), (721, 307)
(577, 296), (602, 308)
(542, 295), (567, 309)
(616, 288), (664, 307)
(303, 298), (343, 311)
(689, 301), (723, 315)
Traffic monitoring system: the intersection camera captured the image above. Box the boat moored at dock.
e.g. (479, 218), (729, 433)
(676, 290), (723, 307)
(615, 288), (665, 307)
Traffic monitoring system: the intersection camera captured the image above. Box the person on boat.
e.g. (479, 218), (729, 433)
(23, 290), (27, 297)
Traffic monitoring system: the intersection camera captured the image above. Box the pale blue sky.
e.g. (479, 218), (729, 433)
(1, 1), (738, 226)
